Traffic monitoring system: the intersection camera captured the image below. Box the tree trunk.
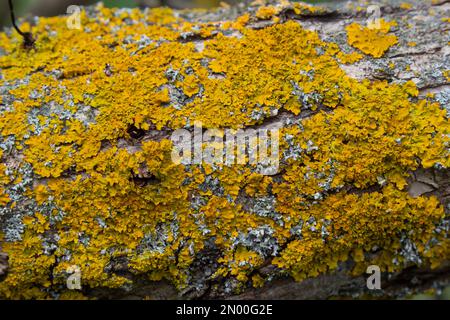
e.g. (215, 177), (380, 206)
(0, 0), (449, 299)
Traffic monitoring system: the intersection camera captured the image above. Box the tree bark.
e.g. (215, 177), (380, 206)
(0, 0), (449, 299)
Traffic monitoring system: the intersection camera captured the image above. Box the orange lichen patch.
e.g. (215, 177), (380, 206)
(0, 151), (10, 206)
(400, 3), (413, 10)
(336, 51), (363, 64)
(255, 6), (280, 20)
(0, 189), (10, 206)
(0, 1), (449, 299)
(251, 273), (265, 288)
(273, 186), (446, 281)
(346, 19), (398, 58)
(444, 70), (450, 81)
(280, 80), (447, 191)
(231, 13), (251, 30)
(291, 2), (323, 15)
(216, 246), (264, 283)
(0, 226), (55, 299)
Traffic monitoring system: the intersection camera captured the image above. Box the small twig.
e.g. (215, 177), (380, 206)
(8, 0), (35, 49)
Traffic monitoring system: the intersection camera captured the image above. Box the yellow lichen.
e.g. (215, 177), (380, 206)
(0, 1), (448, 299)
(273, 186), (446, 281)
(400, 3), (413, 10)
(346, 19), (398, 58)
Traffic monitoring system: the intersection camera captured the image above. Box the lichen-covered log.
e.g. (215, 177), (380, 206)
(0, 0), (449, 299)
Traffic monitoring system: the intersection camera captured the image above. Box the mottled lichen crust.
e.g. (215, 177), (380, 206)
(0, 0), (449, 299)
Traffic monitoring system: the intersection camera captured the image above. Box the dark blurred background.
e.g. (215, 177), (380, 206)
(0, 0), (327, 28)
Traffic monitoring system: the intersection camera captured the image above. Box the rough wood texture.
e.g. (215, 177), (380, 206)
(0, 0), (449, 299)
